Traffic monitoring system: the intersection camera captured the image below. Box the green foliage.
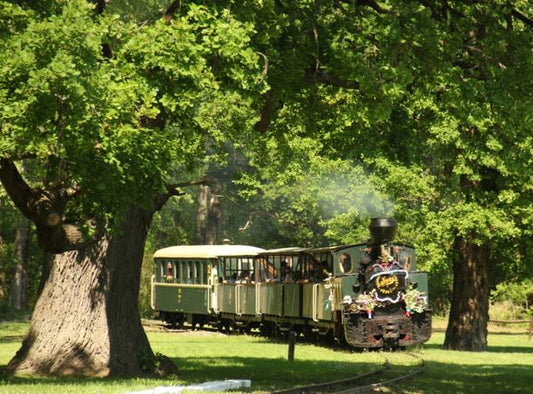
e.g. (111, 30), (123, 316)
(0, 0), (265, 229)
(2, 0), (533, 337)
(491, 280), (533, 316)
(225, 0), (533, 313)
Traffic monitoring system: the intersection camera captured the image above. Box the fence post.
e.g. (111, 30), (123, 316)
(288, 331), (297, 361)
(529, 317), (533, 341)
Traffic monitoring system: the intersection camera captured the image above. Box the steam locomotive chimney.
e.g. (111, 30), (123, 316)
(368, 217), (397, 244)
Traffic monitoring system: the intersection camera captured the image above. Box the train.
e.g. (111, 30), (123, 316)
(150, 218), (432, 348)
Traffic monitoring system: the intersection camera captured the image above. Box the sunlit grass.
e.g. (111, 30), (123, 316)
(1, 318), (532, 393)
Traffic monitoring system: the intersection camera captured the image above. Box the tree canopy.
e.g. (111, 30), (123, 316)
(0, 0), (264, 250)
(2, 0), (533, 376)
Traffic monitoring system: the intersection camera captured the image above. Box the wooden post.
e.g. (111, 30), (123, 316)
(529, 317), (533, 341)
(288, 331), (297, 361)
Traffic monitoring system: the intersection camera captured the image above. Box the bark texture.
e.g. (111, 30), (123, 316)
(194, 184), (222, 245)
(443, 235), (490, 351)
(9, 221), (31, 310)
(7, 206), (159, 376)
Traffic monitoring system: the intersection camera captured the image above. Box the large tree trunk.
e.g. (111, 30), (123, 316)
(443, 235), (490, 351)
(194, 184), (222, 245)
(7, 206), (170, 376)
(9, 221), (31, 310)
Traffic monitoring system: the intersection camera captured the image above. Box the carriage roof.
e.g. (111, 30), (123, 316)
(153, 245), (266, 259)
(260, 247), (308, 255)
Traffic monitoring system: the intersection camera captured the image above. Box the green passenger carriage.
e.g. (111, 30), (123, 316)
(151, 244), (266, 328)
(151, 218), (432, 348)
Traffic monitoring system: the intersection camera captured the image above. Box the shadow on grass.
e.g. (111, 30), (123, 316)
(396, 360), (533, 394)
(169, 355), (380, 392)
(422, 342), (533, 353)
(3, 353), (533, 393)
(0, 356), (375, 392)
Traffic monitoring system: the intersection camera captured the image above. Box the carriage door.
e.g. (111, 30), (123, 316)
(209, 258), (218, 312)
(312, 253), (333, 321)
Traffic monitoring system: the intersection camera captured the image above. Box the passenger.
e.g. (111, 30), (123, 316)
(166, 262), (174, 282)
(280, 260), (292, 282)
(320, 260), (331, 280)
(241, 270), (251, 283)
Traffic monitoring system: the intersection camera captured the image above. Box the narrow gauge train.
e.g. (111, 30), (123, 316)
(151, 218), (432, 348)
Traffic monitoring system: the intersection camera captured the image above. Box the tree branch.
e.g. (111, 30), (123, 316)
(338, 0), (391, 14)
(153, 178), (213, 211)
(305, 68), (360, 89)
(356, 0), (392, 14)
(92, 0), (109, 15)
(0, 159), (90, 253)
(512, 9), (533, 28)
(254, 90), (275, 133)
(164, 0), (181, 23)
(0, 159), (35, 220)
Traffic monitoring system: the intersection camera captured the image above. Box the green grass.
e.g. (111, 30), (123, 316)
(1, 318), (532, 393)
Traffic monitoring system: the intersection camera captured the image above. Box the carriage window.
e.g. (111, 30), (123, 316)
(160, 261), (165, 279)
(164, 261), (175, 282)
(195, 261), (201, 284)
(339, 253), (353, 274)
(306, 252), (332, 282)
(256, 257), (276, 282)
(187, 261), (193, 283)
(220, 257), (257, 283)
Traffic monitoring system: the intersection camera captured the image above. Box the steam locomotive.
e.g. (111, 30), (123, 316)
(151, 218), (431, 348)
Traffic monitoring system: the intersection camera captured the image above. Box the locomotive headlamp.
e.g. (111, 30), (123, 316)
(349, 303), (359, 312)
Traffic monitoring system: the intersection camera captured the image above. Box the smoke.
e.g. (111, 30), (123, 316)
(313, 165), (396, 220)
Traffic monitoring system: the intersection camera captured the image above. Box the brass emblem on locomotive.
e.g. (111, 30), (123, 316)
(375, 274), (399, 295)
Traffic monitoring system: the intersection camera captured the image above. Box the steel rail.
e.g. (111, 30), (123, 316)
(271, 352), (425, 394)
(271, 360), (389, 394)
(334, 352), (425, 393)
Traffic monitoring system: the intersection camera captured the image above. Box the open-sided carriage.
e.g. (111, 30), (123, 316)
(151, 218), (432, 348)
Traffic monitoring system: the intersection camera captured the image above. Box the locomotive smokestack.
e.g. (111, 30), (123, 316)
(369, 217), (397, 243)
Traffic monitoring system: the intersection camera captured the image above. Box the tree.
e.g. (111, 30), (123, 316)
(221, 0), (533, 351)
(0, 0), (263, 375)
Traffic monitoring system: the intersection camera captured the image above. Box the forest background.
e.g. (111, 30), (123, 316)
(1, 0), (533, 377)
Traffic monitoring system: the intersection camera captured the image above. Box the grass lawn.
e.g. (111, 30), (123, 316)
(1, 317), (532, 393)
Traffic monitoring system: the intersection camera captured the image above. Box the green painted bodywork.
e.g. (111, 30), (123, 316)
(218, 283), (236, 314)
(283, 284), (301, 317)
(260, 283), (282, 316)
(409, 271), (429, 298)
(154, 284), (209, 313)
(151, 242), (431, 349)
(301, 283), (332, 321)
(317, 284), (333, 321)
(239, 284), (257, 315)
(301, 284), (313, 319)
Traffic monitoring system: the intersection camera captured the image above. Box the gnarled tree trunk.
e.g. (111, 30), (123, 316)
(195, 184), (222, 245)
(7, 206), (164, 376)
(443, 235), (490, 351)
(9, 221), (31, 310)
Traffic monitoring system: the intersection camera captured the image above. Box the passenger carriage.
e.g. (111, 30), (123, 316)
(151, 244), (265, 329)
(151, 218), (432, 348)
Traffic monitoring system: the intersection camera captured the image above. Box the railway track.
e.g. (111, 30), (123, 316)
(144, 321), (426, 393)
(273, 352), (425, 394)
